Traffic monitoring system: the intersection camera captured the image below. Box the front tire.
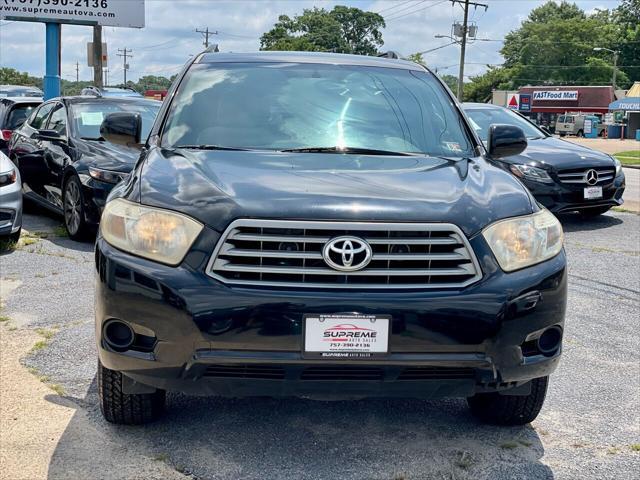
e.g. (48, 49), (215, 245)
(467, 376), (548, 425)
(63, 175), (91, 240)
(98, 360), (166, 425)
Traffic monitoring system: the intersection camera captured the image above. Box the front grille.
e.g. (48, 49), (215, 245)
(201, 364), (476, 381)
(203, 365), (286, 379)
(557, 167), (616, 185)
(206, 220), (482, 290)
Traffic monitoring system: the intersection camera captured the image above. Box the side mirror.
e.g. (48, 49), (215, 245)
(37, 129), (63, 141)
(100, 112), (142, 149)
(487, 124), (527, 158)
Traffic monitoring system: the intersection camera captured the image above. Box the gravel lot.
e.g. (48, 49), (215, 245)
(1, 205), (639, 480)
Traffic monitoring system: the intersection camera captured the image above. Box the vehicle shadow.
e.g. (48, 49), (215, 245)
(46, 378), (554, 480)
(557, 212), (623, 233)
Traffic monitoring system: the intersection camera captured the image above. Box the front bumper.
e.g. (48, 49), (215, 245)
(0, 181), (23, 236)
(523, 173), (625, 213)
(95, 230), (567, 399)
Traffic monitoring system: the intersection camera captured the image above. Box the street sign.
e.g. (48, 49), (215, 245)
(507, 94), (519, 110)
(519, 94), (532, 112)
(1, 0), (145, 28)
(87, 42), (108, 67)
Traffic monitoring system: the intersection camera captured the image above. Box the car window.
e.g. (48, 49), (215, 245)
(47, 104), (68, 135)
(29, 103), (55, 129)
(70, 101), (160, 140)
(464, 107), (544, 141)
(557, 116), (565, 123)
(162, 63), (475, 157)
(5, 104), (39, 130)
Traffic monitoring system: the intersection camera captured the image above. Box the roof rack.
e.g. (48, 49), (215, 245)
(377, 51), (402, 59)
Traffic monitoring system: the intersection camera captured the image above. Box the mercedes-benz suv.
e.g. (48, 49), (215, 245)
(95, 52), (567, 426)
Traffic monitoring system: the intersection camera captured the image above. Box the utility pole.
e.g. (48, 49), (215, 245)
(593, 47), (620, 89)
(449, 0), (488, 100)
(117, 48), (132, 86)
(92, 26), (103, 88)
(196, 27), (218, 48)
(75, 61), (80, 83)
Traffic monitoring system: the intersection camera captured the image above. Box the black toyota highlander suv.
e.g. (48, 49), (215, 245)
(95, 52), (567, 426)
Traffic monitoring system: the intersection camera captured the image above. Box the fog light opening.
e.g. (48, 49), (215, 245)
(103, 319), (135, 351)
(537, 326), (562, 355)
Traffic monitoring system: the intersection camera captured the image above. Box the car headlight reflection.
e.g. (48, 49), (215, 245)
(509, 164), (553, 183)
(483, 209), (564, 272)
(101, 198), (203, 266)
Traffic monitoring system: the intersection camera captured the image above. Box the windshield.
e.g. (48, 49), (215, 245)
(162, 62), (474, 157)
(464, 107), (545, 141)
(70, 101), (160, 140)
(464, 107), (546, 142)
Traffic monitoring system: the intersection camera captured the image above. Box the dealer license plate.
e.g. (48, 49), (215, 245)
(304, 314), (390, 358)
(584, 186), (603, 200)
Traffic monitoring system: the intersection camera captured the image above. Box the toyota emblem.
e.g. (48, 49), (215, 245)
(322, 236), (372, 272)
(584, 169), (599, 185)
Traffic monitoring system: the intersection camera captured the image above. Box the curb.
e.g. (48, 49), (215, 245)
(622, 165), (640, 170)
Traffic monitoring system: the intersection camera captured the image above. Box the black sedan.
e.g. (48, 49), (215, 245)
(463, 103), (625, 216)
(0, 96), (42, 155)
(9, 96), (160, 239)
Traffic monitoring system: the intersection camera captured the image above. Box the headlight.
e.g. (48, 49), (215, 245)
(0, 167), (17, 187)
(509, 164), (553, 183)
(101, 198), (203, 266)
(89, 166), (128, 184)
(613, 158), (622, 176)
(483, 209), (563, 272)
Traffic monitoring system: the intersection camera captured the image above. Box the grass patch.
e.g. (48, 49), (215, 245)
(500, 442), (519, 450)
(614, 150), (640, 165)
(31, 340), (49, 352)
(612, 206), (639, 215)
(631, 444), (640, 452)
(49, 384), (66, 395)
(35, 328), (55, 340)
(607, 446), (621, 455)
(0, 315), (10, 322)
(21, 237), (39, 246)
(0, 239), (18, 251)
(518, 440), (533, 447)
(52, 225), (69, 237)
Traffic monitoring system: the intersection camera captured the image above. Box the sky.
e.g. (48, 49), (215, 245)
(0, 0), (623, 84)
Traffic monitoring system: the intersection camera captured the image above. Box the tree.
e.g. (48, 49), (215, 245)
(406, 52), (425, 65)
(613, 0), (640, 85)
(260, 6), (385, 55)
(498, 1), (629, 88)
(0, 68), (42, 88)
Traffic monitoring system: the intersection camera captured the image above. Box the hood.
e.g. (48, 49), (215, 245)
(138, 148), (536, 237)
(501, 136), (615, 170)
(77, 139), (140, 172)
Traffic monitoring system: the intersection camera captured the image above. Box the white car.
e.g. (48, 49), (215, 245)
(0, 150), (22, 243)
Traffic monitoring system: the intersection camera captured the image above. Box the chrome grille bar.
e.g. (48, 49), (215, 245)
(206, 219), (483, 290)
(557, 167), (616, 185)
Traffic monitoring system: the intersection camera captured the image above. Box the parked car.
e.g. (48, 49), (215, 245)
(555, 113), (605, 137)
(0, 85), (43, 98)
(9, 96), (160, 239)
(0, 97), (43, 155)
(463, 103), (625, 216)
(95, 51), (567, 426)
(81, 86), (143, 98)
(0, 150), (22, 243)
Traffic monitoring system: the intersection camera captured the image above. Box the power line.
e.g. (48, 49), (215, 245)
(386, 0), (448, 21)
(384, 0), (429, 19)
(376, 0), (416, 14)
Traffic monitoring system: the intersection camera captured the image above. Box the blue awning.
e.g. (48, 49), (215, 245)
(609, 97), (640, 111)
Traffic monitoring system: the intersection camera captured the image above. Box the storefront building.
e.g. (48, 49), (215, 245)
(517, 86), (616, 131)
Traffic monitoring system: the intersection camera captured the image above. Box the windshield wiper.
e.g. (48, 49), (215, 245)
(280, 146), (420, 156)
(173, 144), (250, 151)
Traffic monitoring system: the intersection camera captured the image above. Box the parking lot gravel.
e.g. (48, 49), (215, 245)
(1, 206), (639, 480)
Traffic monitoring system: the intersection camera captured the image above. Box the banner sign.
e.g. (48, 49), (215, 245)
(1, 0), (145, 28)
(532, 90), (579, 101)
(519, 94), (532, 112)
(507, 93), (519, 110)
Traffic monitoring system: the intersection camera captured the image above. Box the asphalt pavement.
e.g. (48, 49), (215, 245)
(0, 206), (638, 480)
